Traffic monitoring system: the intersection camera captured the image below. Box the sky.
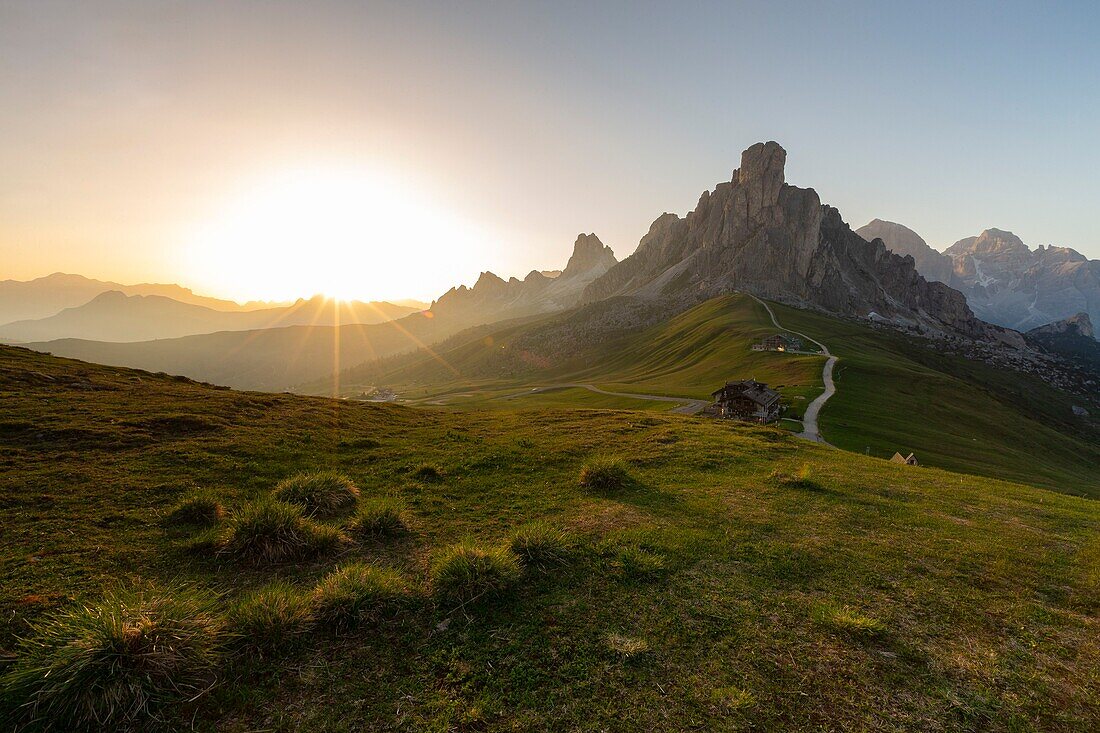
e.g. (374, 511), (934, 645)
(1, 0), (1098, 303)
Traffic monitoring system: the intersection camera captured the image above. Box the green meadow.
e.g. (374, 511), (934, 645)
(1, 345), (1097, 731)
(329, 294), (1100, 497)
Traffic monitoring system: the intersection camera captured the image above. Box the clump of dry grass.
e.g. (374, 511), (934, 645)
(604, 633), (649, 658)
(430, 543), (521, 602)
(349, 497), (409, 538)
(166, 489), (224, 527)
(274, 471), (360, 517)
(509, 522), (571, 570)
(229, 582), (315, 655)
(0, 586), (225, 730)
(818, 604), (886, 637)
(220, 496), (345, 564)
(579, 457), (632, 492)
(312, 563), (408, 627)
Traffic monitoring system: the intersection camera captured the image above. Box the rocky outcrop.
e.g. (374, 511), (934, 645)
(1025, 312), (1100, 368)
(429, 233), (617, 326)
(1028, 312), (1094, 340)
(867, 221), (1100, 332)
(583, 142), (989, 338)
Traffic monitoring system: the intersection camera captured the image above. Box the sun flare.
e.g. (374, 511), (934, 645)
(181, 167), (486, 303)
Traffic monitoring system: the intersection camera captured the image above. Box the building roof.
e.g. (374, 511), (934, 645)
(711, 379), (780, 407)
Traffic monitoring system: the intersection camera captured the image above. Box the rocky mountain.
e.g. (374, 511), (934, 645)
(428, 233), (617, 325)
(0, 292), (418, 343)
(583, 142), (990, 338)
(1024, 312), (1100, 370)
(0, 272), (281, 326)
(854, 220), (955, 284)
(860, 222), (1100, 332)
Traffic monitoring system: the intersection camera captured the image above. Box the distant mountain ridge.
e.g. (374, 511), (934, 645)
(0, 292), (418, 343)
(0, 272), (283, 325)
(856, 221), (1100, 331)
(428, 233), (617, 324)
(23, 234), (611, 388)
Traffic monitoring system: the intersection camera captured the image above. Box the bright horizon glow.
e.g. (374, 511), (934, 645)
(180, 167), (490, 303)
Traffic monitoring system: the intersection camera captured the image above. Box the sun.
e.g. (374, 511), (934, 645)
(181, 166), (485, 304)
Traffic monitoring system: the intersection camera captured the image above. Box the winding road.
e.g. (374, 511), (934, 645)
(746, 294), (836, 444)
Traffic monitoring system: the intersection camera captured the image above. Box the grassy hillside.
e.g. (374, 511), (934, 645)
(326, 294), (1100, 496)
(328, 295), (826, 420)
(1, 345), (1098, 731)
(771, 304), (1100, 497)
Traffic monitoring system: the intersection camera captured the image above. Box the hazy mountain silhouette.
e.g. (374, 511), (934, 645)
(0, 291), (418, 343)
(0, 272), (285, 325)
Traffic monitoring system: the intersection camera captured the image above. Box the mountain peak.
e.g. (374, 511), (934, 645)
(946, 228), (1029, 257)
(473, 271), (507, 290)
(734, 141), (787, 215)
(561, 233), (616, 279)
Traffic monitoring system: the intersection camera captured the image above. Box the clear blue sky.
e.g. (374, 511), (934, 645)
(1, 1), (1097, 300)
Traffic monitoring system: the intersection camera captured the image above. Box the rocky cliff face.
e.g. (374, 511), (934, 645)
(583, 142), (988, 337)
(429, 233), (617, 326)
(866, 221), (1100, 331)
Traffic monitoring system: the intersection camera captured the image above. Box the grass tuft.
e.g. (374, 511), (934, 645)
(606, 543), (667, 580)
(509, 522), (571, 570)
(579, 457), (632, 492)
(770, 464), (824, 491)
(350, 497), (409, 538)
(603, 633), (649, 658)
(312, 564), (407, 627)
(166, 489), (224, 527)
(711, 686), (756, 711)
(229, 583), (314, 655)
(819, 604), (887, 637)
(0, 585), (224, 730)
(220, 496), (345, 564)
(413, 464), (443, 483)
(273, 470), (360, 517)
(430, 543), (521, 602)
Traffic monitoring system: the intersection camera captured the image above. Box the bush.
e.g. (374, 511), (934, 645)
(313, 564), (407, 627)
(579, 457), (632, 492)
(350, 497), (409, 538)
(509, 522), (570, 569)
(431, 543), (521, 602)
(221, 496), (345, 564)
(229, 583), (314, 655)
(0, 586), (224, 730)
(274, 471), (360, 517)
(166, 489), (224, 527)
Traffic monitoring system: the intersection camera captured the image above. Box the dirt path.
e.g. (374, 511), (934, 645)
(747, 294), (837, 444)
(499, 383), (710, 414)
